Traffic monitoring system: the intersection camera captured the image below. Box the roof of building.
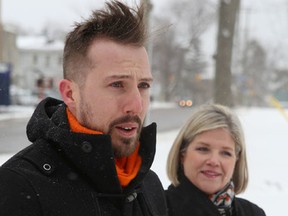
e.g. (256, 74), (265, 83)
(17, 35), (64, 51)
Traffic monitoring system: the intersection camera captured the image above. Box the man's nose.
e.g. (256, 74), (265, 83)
(123, 88), (143, 115)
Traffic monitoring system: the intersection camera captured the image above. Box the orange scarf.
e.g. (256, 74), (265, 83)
(66, 108), (142, 187)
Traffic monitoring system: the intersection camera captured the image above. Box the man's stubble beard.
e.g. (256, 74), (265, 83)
(79, 97), (143, 158)
(109, 123), (142, 158)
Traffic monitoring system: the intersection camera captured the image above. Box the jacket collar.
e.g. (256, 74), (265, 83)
(167, 173), (221, 215)
(26, 97), (157, 194)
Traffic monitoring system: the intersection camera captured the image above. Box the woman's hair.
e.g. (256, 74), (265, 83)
(166, 103), (248, 194)
(63, 0), (147, 84)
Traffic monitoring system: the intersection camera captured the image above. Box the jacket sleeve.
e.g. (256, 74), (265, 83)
(0, 167), (42, 216)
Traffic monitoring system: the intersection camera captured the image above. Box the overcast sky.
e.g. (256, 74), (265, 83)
(2, 0), (288, 67)
(1, 0), (164, 32)
(2, 0), (287, 40)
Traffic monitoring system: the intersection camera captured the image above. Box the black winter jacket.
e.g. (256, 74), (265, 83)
(165, 174), (266, 216)
(0, 97), (167, 216)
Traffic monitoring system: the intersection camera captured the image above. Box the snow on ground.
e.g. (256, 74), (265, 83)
(1, 105), (287, 215)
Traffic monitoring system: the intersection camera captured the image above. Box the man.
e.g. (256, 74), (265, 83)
(0, 1), (167, 215)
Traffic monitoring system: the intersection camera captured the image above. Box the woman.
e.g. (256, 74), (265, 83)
(165, 104), (266, 216)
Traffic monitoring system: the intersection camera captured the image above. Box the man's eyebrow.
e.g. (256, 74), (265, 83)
(140, 78), (153, 83)
(104, 75), (153, 82)
(105, 75), (131, 80)
(103, 75), (132, 82)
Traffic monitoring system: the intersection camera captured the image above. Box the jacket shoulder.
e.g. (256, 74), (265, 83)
(142, 170), (168, 216)
(235, 197), (266, 216)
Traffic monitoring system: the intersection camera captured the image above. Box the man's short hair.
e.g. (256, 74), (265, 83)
(63, 0), (147, 83)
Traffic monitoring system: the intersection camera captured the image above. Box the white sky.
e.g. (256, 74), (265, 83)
(2, 0), (287, 37)
(1, 0), (164, 32)
(2, 0), (103, 29)
(239, 0), (288, 65)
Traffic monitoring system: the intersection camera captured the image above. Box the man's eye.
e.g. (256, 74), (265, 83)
(138, 82), (150, 89)
(110, 82), (123, 88)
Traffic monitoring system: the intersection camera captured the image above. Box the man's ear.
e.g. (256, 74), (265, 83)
(59, 79), (77, 111)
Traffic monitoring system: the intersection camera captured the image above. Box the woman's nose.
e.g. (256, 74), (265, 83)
(206, 153), (220, 166)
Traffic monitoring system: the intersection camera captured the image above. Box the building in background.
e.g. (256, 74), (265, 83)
(15, 35), (63, 90)
(1, 0), (63, 105)
(12, 35), (63, 104)
(1, 25), (17, 68)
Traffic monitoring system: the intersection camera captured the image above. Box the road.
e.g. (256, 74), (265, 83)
(0, 106), (194, 153)
(0, 118), (31, 153)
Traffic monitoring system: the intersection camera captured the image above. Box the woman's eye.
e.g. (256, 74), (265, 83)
(196, 147), (209, 152)
(222, 151), (232, 157)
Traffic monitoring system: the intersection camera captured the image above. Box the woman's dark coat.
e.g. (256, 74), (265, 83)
(165, 174), (266, 216)
(0, 97), (167, 216)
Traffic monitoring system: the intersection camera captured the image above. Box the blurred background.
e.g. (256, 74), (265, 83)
(1, 1), (288, 215)
(1, 0), (288, 107)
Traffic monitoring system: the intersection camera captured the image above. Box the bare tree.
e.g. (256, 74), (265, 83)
(152, 0), (216, 102)
(151, 19), (183, 101)
(214, 0), (240, 107)
(234, 39), (270, 106)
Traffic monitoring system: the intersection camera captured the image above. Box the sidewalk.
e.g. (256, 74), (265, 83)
(0, 106), (33, 165)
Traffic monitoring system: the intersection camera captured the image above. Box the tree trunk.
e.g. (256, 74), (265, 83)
(214, 0), (240, 107)
(140, 0), (153, 52)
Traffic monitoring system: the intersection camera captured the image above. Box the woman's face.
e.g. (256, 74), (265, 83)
(181, 128), (237, 194)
